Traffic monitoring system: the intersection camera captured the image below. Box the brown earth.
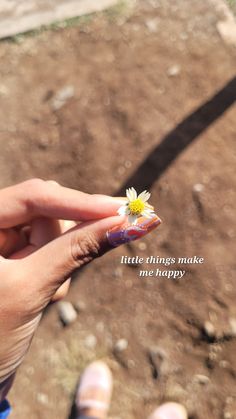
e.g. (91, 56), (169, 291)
(0, 1), (236, 418)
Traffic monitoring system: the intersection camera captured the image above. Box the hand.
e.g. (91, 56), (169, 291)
(0, 179), (160, 401)
(0, 178), (124, 399)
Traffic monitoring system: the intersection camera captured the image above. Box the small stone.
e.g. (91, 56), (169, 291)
(145, 18), (159, 33)
(51, 85), (75, 110)
(36, 393), (49, 405)
(194, 374), (210, 385)
(74, 300), (86, 312)
(138, 242), (147, 251)
(113, 267), (123, 279)
(167, 64), (181, 77)
(114, 339), (128, 352)
(147, 346), (166, 379)
(124, 160), (132, 169)
(25, 366), (34, 376)
(229, 318), (236, 337)
(219, 360), (230, 368)
(208, 352), (217, 361)
(58, 301), (77, 326)
(0, 84), (9, 97)
(217, 19), (236, 47)
(203, 321), (216, 339)
(84, 334), (97, 349)
(193, 183), (204, 193)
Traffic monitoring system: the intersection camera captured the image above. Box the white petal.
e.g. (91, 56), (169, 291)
(138, 190), (151, 202)
(131, 187), (137, 200)
(142, 209), (154, 218)
(143, 206), (154, 214)
(128, 214), (138, 225)
(126, 188), (133, 201)
(127, 187), (137, 201)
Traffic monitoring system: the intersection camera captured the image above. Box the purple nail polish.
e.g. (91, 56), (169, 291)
(107, 214), (161, 247)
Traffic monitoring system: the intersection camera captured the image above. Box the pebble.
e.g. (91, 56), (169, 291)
(124, 160), (132, 169)
(167, 64), (181, 77)
(147, 346), (166, 379)
(25, 366), (35, 376)
(74, 300), (86, 312)
(217, 19), (236, 47)
(114, 338), (128, 352)
(193, 183), (204, 193)
(194, 374), (210, 385)
(113, 267), (123, 279)
(84, 334), (97, 349)
(203, 321), (216, 339)
(36, 393), (49, 406)
(145, 18), (159, 33)
(58, 301), (77, 326)
(219, 360), (230, 368)
(0, 84), (8, 97)
(138, 241), (147, 251)
(229, 318), (236, 337)
(51, 85), (75, 111)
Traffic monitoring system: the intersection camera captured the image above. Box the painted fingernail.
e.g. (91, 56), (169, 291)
(106, 214), (161, 247)
(149, 403), (187, 419)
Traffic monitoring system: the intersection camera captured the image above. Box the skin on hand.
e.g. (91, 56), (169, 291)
(0, 179), (161, 401)
(0, 179), (125, 397)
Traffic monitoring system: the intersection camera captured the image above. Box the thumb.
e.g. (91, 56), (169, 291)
(21, 214), (161, 302)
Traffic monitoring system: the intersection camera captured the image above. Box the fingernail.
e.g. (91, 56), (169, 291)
(106, 214), (161, 247)
(149, 403), (187, 419)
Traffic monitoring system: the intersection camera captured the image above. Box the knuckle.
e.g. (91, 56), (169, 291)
(23, 178), (45, 191)
(22, 178), (46, 212)
(23, 179), (59, 214)
(70, 232), (100, 268)
(46, 180), (60, 187)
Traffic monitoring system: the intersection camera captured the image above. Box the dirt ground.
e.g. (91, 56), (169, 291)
(0, 0), (236, 418)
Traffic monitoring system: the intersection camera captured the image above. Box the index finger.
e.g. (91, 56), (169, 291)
(0, 179), (123, 228)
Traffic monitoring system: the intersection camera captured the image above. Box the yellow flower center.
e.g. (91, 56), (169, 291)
(128, 198), (145, 215)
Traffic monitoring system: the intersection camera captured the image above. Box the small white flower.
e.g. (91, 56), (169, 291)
(118, 187), (155, 224)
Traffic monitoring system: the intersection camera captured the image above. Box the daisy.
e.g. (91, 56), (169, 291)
(118, 187), (155, 225)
